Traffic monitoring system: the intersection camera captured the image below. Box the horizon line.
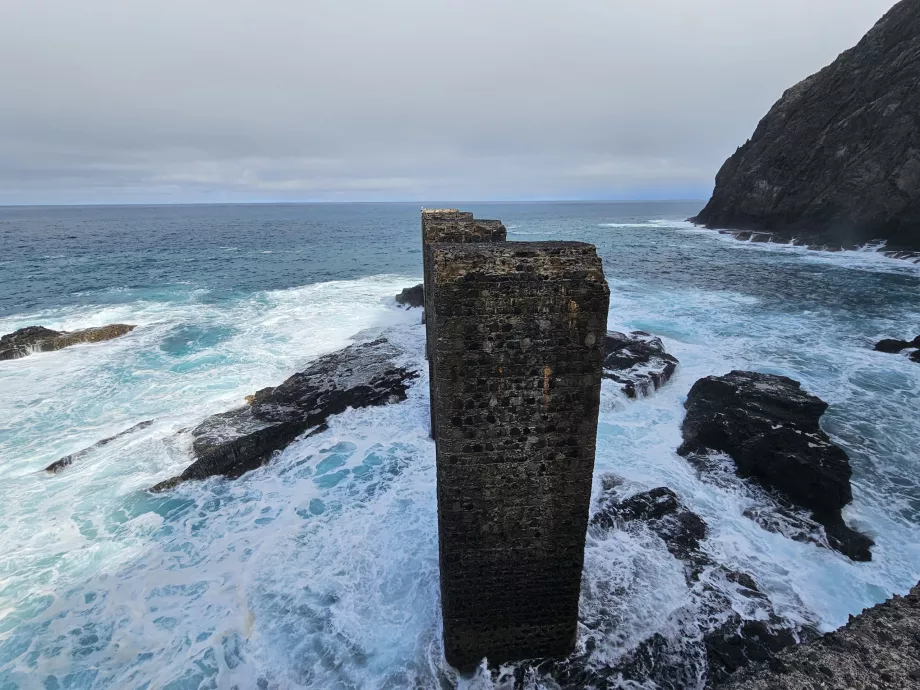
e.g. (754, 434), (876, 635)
(0, 198), (708, 209)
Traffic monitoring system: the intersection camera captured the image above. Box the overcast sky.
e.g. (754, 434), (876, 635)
(0, 0), (899, 204)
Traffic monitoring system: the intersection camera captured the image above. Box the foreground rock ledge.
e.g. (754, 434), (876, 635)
(720, 583), (920, 690)
(150, 338), (418, 491)
(679, 371), (873, 561)
(0, 324), (136, 361)
(692, 0), (920, 251)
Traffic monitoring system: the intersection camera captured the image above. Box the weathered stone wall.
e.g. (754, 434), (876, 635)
(428, 239), (609, 668)
(421, 210), (507, 437)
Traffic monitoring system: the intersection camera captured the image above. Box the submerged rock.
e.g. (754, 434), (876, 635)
(394, 284), (424, 309)
(0, 324), (136, 361)
(874, 335), (920, 354)
(603, 331), (679, 398)
(679, 371), (873, 561)
(720, 583), (920, 690)
(46, 420), (155, 473)
(692, 0), (920, 251)
(150, 338), (418, 491)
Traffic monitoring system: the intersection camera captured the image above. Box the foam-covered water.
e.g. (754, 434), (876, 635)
(1, 202), (918, 689)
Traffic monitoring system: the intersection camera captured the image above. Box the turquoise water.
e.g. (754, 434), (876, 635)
(0, 202), (918, 688)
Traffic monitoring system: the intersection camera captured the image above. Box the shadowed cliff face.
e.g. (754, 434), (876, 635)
(694, 0), (920, 250)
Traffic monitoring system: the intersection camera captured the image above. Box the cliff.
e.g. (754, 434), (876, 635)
(693, 0), (920, 250)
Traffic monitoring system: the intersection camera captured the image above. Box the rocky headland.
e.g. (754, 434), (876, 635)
(150, 338), (418, 491)
(692, 0), (920, 255)
(0, 324), (136, 361)
(678, 371), (873, 561)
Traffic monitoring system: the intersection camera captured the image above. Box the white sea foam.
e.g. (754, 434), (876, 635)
(598, 219), (698, 229)
(677, 222), (920, 275)
(0, 257), (918, 689)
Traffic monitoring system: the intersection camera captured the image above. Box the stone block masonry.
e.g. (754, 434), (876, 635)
(421, 209), (507, 438)
(426, 234), (610, 669)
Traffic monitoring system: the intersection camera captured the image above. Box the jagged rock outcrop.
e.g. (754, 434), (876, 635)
(150, 338), (418, 491)
(592, 483), (708, 570)
(46, 420), (155, 473)
(679, 371), (873, 561)
(0, 324), (136, 361)
(603, 331), (679, 398)
(720, 583), (920, 690)
(693, 0), (920, 251)
(874, 335), (920, 353)
(394, 284), (424, 308)
(875, 334), (920, 365)
(536, 478), (813, 688)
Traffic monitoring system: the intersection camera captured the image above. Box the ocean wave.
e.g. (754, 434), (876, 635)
(1, 255), (918, 687)
(680, 223), (920, 275)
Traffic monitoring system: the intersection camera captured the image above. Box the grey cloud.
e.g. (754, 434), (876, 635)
(0, 0), (899, 203)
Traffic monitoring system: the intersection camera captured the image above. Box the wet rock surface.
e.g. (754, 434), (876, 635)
(394, 284), (424, 308)
(874, 335), (920, 353)
(0, 324), (136, 361)
(150, 338), (418, 491)
(720, 583), (920, 690)
(527, 478), (812, 688)
(679, 371), (873, 561)
(46, 420), (155, 473)
(692, 0), (920, 251)
(592, 482), (708, 572)
(603, 331), (679, 398)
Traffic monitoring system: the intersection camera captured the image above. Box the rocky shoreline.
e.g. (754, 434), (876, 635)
(720, 584), (920, 689)
(693, 0), (920, 253)
(709, 229), (920, 264)
(28, 280), (915, 685)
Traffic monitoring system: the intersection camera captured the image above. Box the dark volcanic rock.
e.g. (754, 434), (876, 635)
(394, 284), (424, 308)
(679, 371), (873, 561)
(603, 331), (679, 398)
(46, 420), (155, 473)
(911, 349), (920, 363)
(592, 483), (708, 570)
(150, 338), (418, 491)
(692, 0), (920, 251)
(874, 335), (920, 353)
(0, 324), (136, 361)
(874, 335), (920, 354)
(720, 583), (920, 690)
(569, 478), (811, 687)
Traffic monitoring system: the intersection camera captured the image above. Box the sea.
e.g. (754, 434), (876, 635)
(0, 202), (918, 689)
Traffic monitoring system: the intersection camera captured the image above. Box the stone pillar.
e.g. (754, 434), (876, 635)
(421, 210), (506, 438)
(429, 240), (609, 669)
